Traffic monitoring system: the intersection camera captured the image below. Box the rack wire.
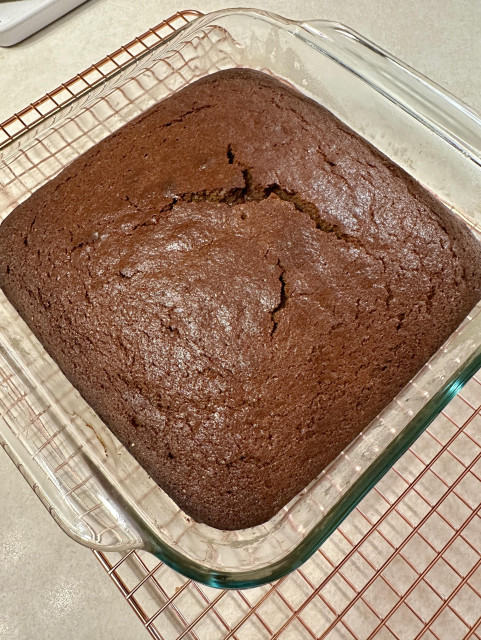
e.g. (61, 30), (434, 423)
(1, 9), (481, 639)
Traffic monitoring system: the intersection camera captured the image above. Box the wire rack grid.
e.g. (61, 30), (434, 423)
(1, 9), (481, 640)
(0, 10), (202, 147)
(94, 374), (481, 640)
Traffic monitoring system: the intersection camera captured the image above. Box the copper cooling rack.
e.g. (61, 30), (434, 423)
(2, 9), (481, 640)
(0, 10), (201, 146)
(93, 376), (481, 640)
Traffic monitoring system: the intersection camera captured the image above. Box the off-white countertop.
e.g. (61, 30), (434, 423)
(0, 2), (480, 639)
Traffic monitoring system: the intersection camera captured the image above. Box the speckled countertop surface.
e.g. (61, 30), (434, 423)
(0, 1), (480, 639)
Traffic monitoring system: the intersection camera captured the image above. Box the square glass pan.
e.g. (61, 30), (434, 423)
(1, 8), (481, 589)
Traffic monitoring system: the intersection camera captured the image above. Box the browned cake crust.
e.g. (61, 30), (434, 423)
(1, 69), (480, 529)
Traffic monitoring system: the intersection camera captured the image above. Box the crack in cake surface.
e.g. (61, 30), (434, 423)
(270, 261), (289, 337)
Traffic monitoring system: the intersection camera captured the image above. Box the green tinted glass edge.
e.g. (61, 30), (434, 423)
(142, 345), (481, 588)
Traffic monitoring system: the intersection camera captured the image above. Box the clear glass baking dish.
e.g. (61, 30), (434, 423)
(1, 8), (481, 589)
